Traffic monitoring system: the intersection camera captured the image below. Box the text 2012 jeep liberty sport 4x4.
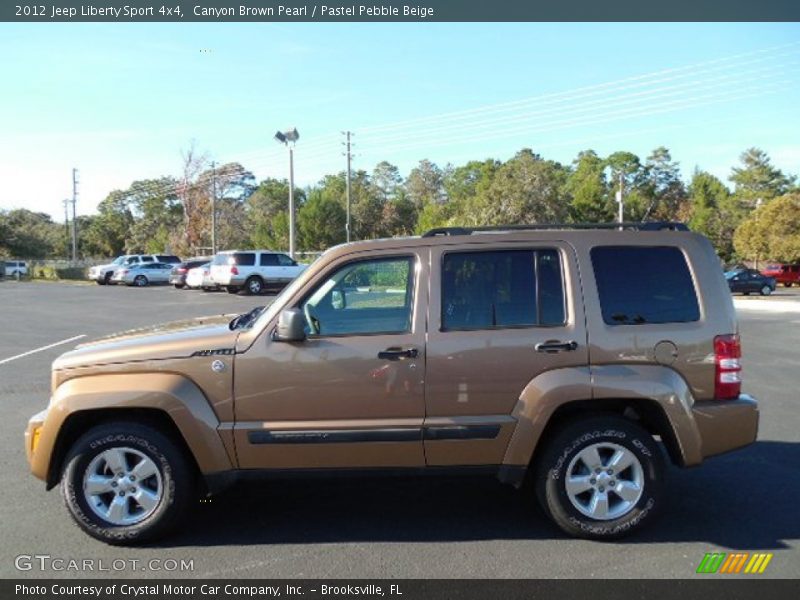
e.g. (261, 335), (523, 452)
(25, 222), (758, 544)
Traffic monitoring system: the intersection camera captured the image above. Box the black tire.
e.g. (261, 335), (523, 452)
(226, 286), (240, 294)
(785, 282), (793, 288)
(60, 421), (195, 545)
(244, 276), (264, 295)
(96, 280), (106, 286)
(174, 284), (184, 289)
(134, 275), (148, 287)
(534, 416), (664, 540)
(760, 285), (772, 296)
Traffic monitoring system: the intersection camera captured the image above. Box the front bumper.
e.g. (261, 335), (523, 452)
(692, 394), (759, 459)
(25, 409), (49, 481)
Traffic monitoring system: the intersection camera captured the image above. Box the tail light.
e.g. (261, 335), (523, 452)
(177, 267), (187, 273)
(230, 266), (239, 275)
(714, 334), (741, 400)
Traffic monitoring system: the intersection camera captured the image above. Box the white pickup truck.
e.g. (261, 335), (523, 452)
(210, 250), (307, 295)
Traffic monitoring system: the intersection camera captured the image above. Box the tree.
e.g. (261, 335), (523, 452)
(405, 159), (445, 209)
(247, 178), (302, 251)
(730, 148), (793, 204)
(83, 190), (135, 256)
(734, 193), (800, 263)
(566, 150), (612, 222)
(643, 146), (686, 220)
(605, 151), (649, 221)
(0, 209), (60, 258)
(124, 178), (183, 253)
(176, 142), (211, 254)
(686, 169), (746, 261)
(298, 184), (346, 251)
(371, 161), (403, 202)
(461, 149), (569, 226)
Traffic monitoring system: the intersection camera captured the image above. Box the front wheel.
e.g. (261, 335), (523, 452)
(174, 284), (184, 289)
(534, 417), (663, 540)
(760, 285), (772, 296)
(61, 422), (194, 545)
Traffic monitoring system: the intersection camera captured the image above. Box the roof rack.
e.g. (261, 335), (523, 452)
(421, 221), (689, 237)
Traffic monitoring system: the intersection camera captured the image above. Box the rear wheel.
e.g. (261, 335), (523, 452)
(245, 276), (264, 295)
(760, 285), (772, 296)
(61, 422), (194, 545)
(785, 282), (793, 288)
(534, 416), (663, 540)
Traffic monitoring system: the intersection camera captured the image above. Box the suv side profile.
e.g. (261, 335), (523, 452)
(25, 223), (758, 544)
(210, 250), (307, 295)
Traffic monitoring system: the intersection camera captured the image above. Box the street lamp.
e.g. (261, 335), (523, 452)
(275, 128), (299, 259)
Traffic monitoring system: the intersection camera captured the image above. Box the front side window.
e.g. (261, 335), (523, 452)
(591, 246), (700, 325)
(441, 249), (565, 331)
(301, 257), (414, 336)
(277, 254), (296, 266)
(260, 254), (279, 266)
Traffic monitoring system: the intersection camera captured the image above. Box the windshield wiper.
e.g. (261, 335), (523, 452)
(229, 306), (265, 330)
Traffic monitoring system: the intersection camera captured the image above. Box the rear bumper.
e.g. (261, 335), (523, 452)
(692, 394), (759, 460)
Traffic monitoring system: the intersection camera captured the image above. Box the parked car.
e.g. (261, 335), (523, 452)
(210, 250), (307, 295)
(726, 269), (776, 295)
(761, 263), (800, 287)
(111, 262), (174, 287)
(170, 257), (211, 289)
(5, 260), (28, 277)
(89, 254), (181, 285)
(185, 263), (218, 291)
(25, 221), (758, 545)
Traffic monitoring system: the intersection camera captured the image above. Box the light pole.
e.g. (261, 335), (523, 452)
(275, 128), (299, 258)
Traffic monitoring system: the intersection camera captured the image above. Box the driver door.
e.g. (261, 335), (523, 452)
(233, 249), (428, 469)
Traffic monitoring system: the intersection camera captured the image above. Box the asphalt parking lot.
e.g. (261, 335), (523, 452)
(0, 281), (798, 579)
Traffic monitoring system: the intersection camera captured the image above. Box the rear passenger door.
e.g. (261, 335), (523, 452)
(424, 241), (589, 466)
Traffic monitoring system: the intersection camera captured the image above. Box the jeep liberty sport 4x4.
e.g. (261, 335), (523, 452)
(25, 222), (758, 544)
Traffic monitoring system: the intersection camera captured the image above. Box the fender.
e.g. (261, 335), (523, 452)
(30, 372), (234, 483)
(501, 364), (703, 469)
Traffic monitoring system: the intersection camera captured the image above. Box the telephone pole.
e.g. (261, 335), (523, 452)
(62, 199), (70, 256)
(211, 161), (217, 255)
(71, 168), (79, 263)
(342, 131), (354, 242)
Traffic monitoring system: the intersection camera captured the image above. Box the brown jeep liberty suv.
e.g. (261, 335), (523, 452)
(25, 222), (759, 544)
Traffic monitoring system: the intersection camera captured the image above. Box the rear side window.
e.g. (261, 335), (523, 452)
(591, 246), (699, 325)
(441, 249), (565, 331)
(140, 256), (154, 263)
(233, 253), (255, 266)
(156, 255), (180, 263)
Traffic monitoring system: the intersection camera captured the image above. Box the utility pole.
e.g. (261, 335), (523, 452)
(71, 168), (79, 263)
(615, 172), (624, 225)
(342, 131), (353, 242)
(62, 199), (70, 256)
(211, 161), (217, 255)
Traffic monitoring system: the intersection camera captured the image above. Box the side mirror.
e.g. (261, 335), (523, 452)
(331, 289), (345, 310)
(274, 308), (307, 342)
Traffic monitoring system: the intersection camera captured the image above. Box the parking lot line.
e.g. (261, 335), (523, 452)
(0, 334), (86, 366)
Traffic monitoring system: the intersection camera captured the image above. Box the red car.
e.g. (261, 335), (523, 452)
(761, 263), (800, 287)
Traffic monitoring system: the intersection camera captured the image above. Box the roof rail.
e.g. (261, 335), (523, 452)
(421, 222), (689, 237)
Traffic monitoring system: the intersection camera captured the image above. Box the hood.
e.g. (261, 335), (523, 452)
(53, 314), (240, 370)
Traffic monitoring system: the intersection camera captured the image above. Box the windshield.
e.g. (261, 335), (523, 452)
(111, 256), (127, 265)
(724, 271), (737, 279)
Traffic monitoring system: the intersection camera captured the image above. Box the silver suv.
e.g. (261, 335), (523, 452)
(88, 254), (181, 285)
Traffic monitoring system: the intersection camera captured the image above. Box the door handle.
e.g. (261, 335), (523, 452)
(378, 347), (419, 361)
(535, 340), (578, 353)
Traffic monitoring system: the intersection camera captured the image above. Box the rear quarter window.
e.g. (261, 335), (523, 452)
(234, 253), (256, 266)
(591, 246), (700, 326)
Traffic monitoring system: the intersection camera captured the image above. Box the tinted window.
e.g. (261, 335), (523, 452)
(233, 253), (255, 266)
(186, 260), (207, 269)
(277, 254), (296, 266)
(141, 256), (155, 262)
(156, 255), (180, 263)
(301, 257), (414, 336)
(591, 246), (699, 325)
(260, 254), (279, 266)
(441, 249), (565, 330)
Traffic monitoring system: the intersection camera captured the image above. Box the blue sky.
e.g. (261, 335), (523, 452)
(1, 22), (799, 220)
